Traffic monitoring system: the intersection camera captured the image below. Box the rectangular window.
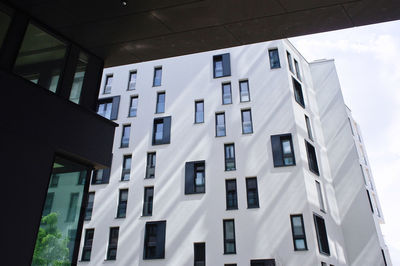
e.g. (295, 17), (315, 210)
(290, 214), (308, 251)
(121, 155), (131, 181)
(81, 229), (94, 261)
(66, 192), (79, 222)
(292, 78), (305, 108)
(294, 59), (301, 81)
(305, 140), (319, 175)
(43, 192), (54, 216)
(121, 125), (131, 148)
(251, 259), (276, 266)
(91, 168), (111, 184)
(305, 115), (313, 141)
(316, 181), (326, 212)
(313, 214), (330, 256)
(271, 134), (295, 167)
(222, 83), (232, 104)
(224, 143), (236, 171)
(49, 174), (59, 187)
(215, 113), (226, 137)
(144, 221), (166, 259)
(213, 53), (231, 78)
(146, 152), (156, 179)
(104, 75), (113, 94)
(152, 117), (171, 145)
(153, 67), (162, 86)
(239, 80), (250, 102)
(129, 96), (138, 117)
(241, 109), (253, 134)
(246, 177), (259, 208)
(366, 190), (374, 213)
(128, 71), (137, 90)
(84, 192), (95, 221)
(143, 187), (154, 216)
(156, 92), (165, 113)
(185, 161), (206, 194)
(268, 48), (280, 69)
(117, 189), (128, 218)
(194, 243), (206, 266)
(223, 219), (236, 254)
(69, 52), (88, 104)
(287, 51), (294, 73)
(106, 227), (119, 260)
(225, 179), (238, 210)
(97, 96), (120, 120)
(195, 100), (204, 123)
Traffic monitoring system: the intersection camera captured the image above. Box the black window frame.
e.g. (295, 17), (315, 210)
(195, 100), (204, 124)
(156, 91), (165, 113)
(153, 67), (162, 87)
(66, 192), (79, 222)
(185, 160), (206, 194)
(91, 168), (111, 185)
(84, 192), (95, 221)
(366, 189), (374, 213)
(268, 48), (281, 69)
(194, 242), (206, 266)
(152, 116), (171, 145)
(222, 82), (232, 105)
(106, 227), (119, 260)
(128, 95), (138, 117)
(223, 219), (236, 254)
(241, 109), (253, 134)
(305, 115), (313, 141)
(239, 79), (250, 102)
(290, 214), (308, 251)
(250, 259), (276, 266)
(224, 143), (236, 171)
(128, 70), (137, 90)
(120, 124), (131, 148)
(292, 77), (305, 108)
(116, 189), (128, 218)
(225, 179), (238, 210)
(146, 152), (156, 179)
(215, 112), (226, 137)
(287, 51), (294, 73)
(143, 221), (167, 260)
(313, 214), (330, 256)
(213, 53), (231, 78)
(316, 180), (326, 212)
(246, 177), (259, 208)
(305, 140), (320, 175)
(121, 154), (131, 181)
(271, 134), (296, 167)
(81, 228), (94, 261)
(96, 96), (120, 120)
(143, 186), (154, 216)
(294, 59), (301, 81)
(103, 74), (113, 94)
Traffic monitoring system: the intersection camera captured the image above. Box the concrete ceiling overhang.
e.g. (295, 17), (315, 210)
(6, 0), (400, 67)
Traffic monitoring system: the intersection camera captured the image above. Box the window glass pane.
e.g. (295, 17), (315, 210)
(214, 59), (223, 77)
(240, 81), (250, 102)
(222, 84), (232, 104)
(154, 68), (162, 86)
(69, 52), (88, 104)
(269, 49), (280, 69)
(129, 97), (138, 117)
(15, 23), (67, 92)
(242, 110), (253, 133)
(216, 113), (226, 136)
(156, 93), (165, 113)
(282, 140), (292, 154)
(225, 221), (234, 239)
(32, 157), (88, 265)
(295, 239), (306, 249)
(128, 71), (136, 90)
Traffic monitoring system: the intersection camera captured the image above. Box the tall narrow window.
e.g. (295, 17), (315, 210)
(185, 161), (206, 194)
(143, 187), (154, 216)
(121, 125), (131, 148)
(216, 113), (226, 137)
(146, 152), (156, 179)
(152, 117), (171, 145)
(128, 71), (137, 90)
(66, 192), (79, 222)
(156, 92), (165, 113)
(107, 227), (119, 260)
(121, 155), (131, 181)
(224, 144), (236, 171)
(104, 75), (113, 94)
(241, 109), (253, 134)
(366, 190), (374, 213)
(268, 48), (280, 69)
(292, 78), (305, 108)
(222, 83), (232, 104)
(195, 100), (204, 123)
(290, 214), (308, 251)
(239, 80), (250, 102)
(81, 229), (94, 261)
(305, 115), (313, 141)
(305, 140), (319, 175)
(315, 181), (325, 212)
(69, 52), (88, 104)
(153, 67), (162, 86)
(294, 59), (301, 81)
(223, 219), (236, 254)
(117, 189), (128, 218)
(42, 192), (54, 216)
(194, 242), (206, 266)
(213, 53), (231, 78)
(49, 174), (59, 187)
(271, 134), (296, 167)
(246, 177), (259, 208)
(225, 179), (238, 210)
(313, 214), (330, 256)
(144, 221), (166, 259)
(287, 51), (294, 73)
(84, 192), (95, 221)
(129, 96), (138, 117)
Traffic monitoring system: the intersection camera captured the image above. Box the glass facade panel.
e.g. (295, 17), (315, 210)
(32, 156), (89, 266)
(69, 52), (88, 104)
(14, 23), (67, 92)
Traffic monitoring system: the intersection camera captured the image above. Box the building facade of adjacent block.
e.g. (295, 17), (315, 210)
(77, 39), (391, 266)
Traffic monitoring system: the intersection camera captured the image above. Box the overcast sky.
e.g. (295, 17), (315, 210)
(289, 20), (400, 265)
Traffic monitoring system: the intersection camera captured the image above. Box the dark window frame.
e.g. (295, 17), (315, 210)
(294, 59), (302, 81)
(143, 221), (167, 260)
(222, 82), (232, 105)
(305, 140), (320, 175)
(120, 124), (131, 148)
(195, 100), (204, 124)
(153, 67), (162, 87)
(271, 134), (296, 167)
(292, 77), (305, 108)
(246, 177), (259, 209)
(128, 95), (138, 117)
(143, 186), (154, 216)
(239, 80), (250, 102)
(84, 192), (95, 221)
(287, 51), (294, 73)
(81, 228), (94, 261)
(96, 96), (120, 120)
(250, 259), (276, 266)
(225, 179), (238, 210)
(241, 109), (253, 134)
(213, 53), (231, 78)
(106, 227), (119, 260)
(156, 91), (165, 114)
(194, 242), (206, 266)
(366, 190), (374, 213)
(91, 168), (111, 185)
(223, 219), (236, 254)
(215, 112), (226, 137)
(313, 214), (330, 256)
(268, 48), (281, 69)
(152, 116), (171, 145)
(121, 154), (131, 181)
(290, 214), (308, 251)
(146, 152), (156, 179)
(185, 161), (206, 195)
(104, 74), (113, 94)
(116, 189), (128, 218)
(305, 115), (313, 141)
(224, 143), (236, 171)
(127, 70), (137, 90)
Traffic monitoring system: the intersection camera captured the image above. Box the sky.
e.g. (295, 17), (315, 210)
(289, 20), (400, 265)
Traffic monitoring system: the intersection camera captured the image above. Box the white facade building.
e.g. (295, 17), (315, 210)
(77, 39), (391, 266)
